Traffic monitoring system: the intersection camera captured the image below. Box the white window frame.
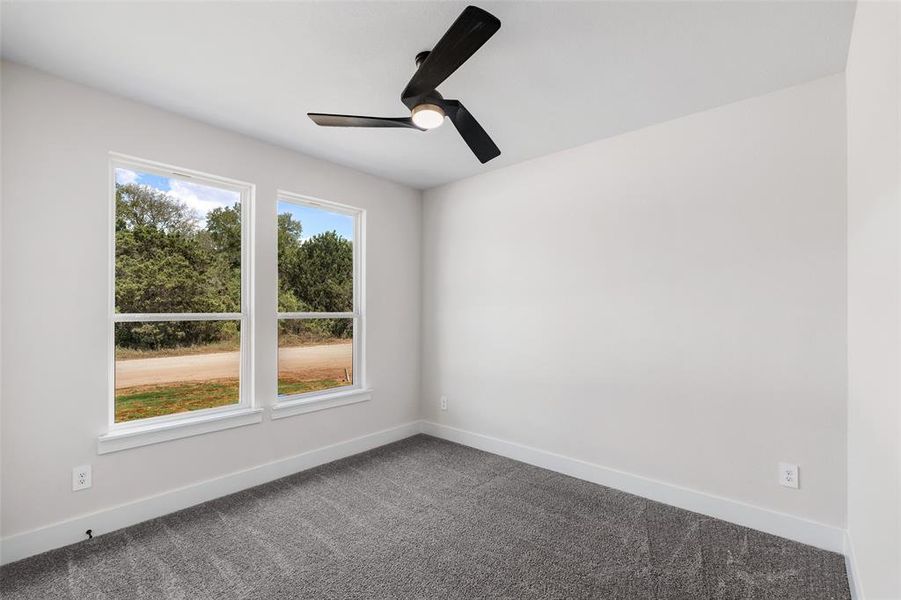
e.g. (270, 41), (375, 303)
(99, 153), (259, 453)
(271, 190), (369, 419)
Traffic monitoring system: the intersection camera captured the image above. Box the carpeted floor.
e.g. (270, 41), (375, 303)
(1, 434), (850, 599)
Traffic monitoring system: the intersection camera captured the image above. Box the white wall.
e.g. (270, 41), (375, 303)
(0, 62), (421, 538)
(845, 2), (901, 598)
(422, 74), (848, 528)
(4, 41), (890, 577)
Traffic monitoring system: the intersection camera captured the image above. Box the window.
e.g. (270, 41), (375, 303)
(275, 192), (364, 410)
(108, 156), (254, 430)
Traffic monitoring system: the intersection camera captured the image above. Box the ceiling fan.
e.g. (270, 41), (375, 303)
(308, 5), (502, 164)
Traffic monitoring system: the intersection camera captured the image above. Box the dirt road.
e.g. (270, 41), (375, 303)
(116, 342), (352, 389)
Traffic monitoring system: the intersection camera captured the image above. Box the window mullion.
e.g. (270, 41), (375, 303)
(114, 312), (243, 322)
(277, 312), (357, 320)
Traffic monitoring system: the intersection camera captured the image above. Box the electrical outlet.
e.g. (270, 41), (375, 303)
(440, 395), (448, 411)
(73, 465), (92, 491)
(779, 462), (799, 489)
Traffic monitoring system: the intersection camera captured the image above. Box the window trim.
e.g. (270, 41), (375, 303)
(97, 407), (263, 454)
(273, 190), (366, 413)
(106, 153), (256, 436)
(271, 389), (372, 420)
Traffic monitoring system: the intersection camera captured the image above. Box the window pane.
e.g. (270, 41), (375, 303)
(278, 318), (353, 396)
(114, 320), (240, 422)
(277, 200), (353, 313)
(115, 168), (241, 313)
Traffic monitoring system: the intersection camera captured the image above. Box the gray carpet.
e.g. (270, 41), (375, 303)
(1, 435), (850, 599)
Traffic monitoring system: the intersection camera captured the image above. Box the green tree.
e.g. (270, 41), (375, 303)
(204, 203), (242, 312)
(276, 212), (353, 338)
(115, 183), (240, 350)
(115, 226), (222, 314)
(205, 204), (242, 269)
(297, 231), (353, 313)
(277, 212), (304, 312)
(297, 231), (353, 337)
(116, 183), (197, 234)
(116, 187), (356, 349)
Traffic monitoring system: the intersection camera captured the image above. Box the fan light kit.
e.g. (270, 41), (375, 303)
(411, 103), (446, 129)
(308, 5), (502, 163)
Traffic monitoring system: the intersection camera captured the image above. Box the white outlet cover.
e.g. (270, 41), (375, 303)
(440, 395), (447, 411)
(72, 465), (92, 491)
(778, 462), (799, 489)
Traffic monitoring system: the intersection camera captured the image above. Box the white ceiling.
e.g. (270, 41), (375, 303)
(1, 1), (855, 189)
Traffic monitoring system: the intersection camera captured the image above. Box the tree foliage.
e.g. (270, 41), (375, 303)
(115, 183), (353, 350)
(277, 214), (353, 339)
(116, 183), (196, 235)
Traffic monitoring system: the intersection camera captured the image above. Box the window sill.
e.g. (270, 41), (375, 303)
(271, 388), (372, 420)
(97, 407), (263, 454)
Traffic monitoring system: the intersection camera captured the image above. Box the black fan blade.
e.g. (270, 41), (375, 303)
(441, 99), (500, 163)
(402, 6), (500, 102)
(308, 113), (422, 129)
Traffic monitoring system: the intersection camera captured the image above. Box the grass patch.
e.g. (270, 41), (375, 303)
(278, 334), (351, 348)
(115, 377), (348, 422)
(116, 339), (240, 361)
(116, 336), (351, 361)
(115, 379), (239, 422)
(277, 378), (347, 397)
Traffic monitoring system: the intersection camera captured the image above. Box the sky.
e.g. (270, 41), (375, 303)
(116, 168), (238, 227)
(116, 168), (353, 240)
(278, 201), (353, 242)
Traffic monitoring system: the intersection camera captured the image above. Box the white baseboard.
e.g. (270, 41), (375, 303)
(0, 421), (421, 565)
(421, 421), (846, 554)
(844, 532), (865, 600)
(2, 420), (851, 570)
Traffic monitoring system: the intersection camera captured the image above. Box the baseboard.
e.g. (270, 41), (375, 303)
(421, 421), (846, 554)
(0, 420), (421, 566)
(2, 420), (850, 568)
(844, 532), (865, 600)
